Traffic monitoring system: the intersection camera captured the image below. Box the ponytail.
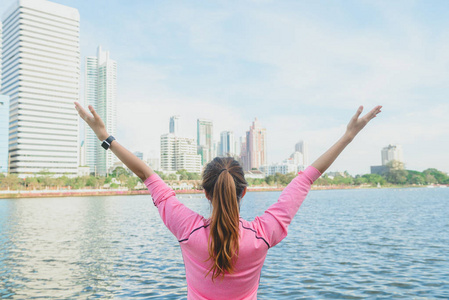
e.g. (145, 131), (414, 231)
(208, 169), (240, 279)
(202, 157), (247, 280)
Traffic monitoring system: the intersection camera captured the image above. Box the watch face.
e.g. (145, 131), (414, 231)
(101, 141), (109, 150)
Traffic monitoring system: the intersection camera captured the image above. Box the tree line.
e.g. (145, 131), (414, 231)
(246, 167), (448, 187)
(1, 166), (448, 191)
(0, 167), (202, 191)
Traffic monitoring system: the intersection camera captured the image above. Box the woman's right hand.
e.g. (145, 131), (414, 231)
(74, 102), (109, 141)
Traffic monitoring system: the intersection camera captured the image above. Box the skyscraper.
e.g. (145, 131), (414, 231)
(0, 95), (9, 173)
(295, 140), (309, 167)
(197, 119), (213, 165)
(219, 131), (236, 157)
(169, 115), (180, 135)
(242, 118), (267, 171)
(381, 144), (403, 166)
(84, 46), (117, 176)
(2, 0), (80, 177)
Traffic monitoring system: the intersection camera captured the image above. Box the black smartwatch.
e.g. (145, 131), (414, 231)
(101, 135), (116, 150)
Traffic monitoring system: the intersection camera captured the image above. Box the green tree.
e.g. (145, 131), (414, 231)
(118, 174), (128, 186)
(86, 176), (97, 187)
(406, 170), (425, 185)
(167, 173), (177, 181)
(361, 174), (385, 185)
(155, 170), (166, 180)
(314, 173), (332, 186)
(385, 169), (408, 184)
(425, 174), (437, 184)
(354, 175), (367, 185)
(72, 176), (88, 189)
(96, 177), (106, 189)
(187, 172), (201, 180)
(423, 168), (449, 184)
(0, 174), (21, 189)
(333, 175), (354, 185)
(25, 177), (41, 190)
(176, 169), (189, 180)
(126, 177), (138, 190)
(111, 166), (129, 178)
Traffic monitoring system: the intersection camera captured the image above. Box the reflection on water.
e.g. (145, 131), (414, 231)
(1, 188), (448, 299)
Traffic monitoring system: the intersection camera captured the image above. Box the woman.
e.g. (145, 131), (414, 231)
(75, 102), (381, 299)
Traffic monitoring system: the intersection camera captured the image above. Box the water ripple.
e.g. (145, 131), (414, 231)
(0, 188), (448, 298)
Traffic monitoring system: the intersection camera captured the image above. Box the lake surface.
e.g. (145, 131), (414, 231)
(1, 187), (448, 299)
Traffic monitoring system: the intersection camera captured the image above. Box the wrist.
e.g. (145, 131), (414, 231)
(342, 132), (354, 143)
(98, 132), (109, 141)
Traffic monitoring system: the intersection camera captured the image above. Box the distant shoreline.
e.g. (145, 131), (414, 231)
(1, 184), (445, 199)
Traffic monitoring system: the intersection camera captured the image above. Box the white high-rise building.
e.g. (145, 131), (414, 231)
(161, 133), (202, 173)
(290, 151), (304, 167)
(219, 131), (236, 157)
(295, 140), (309, 167)
(381, 144), (403, 166)
(197, 119), (213, 165)
(2, 0), (80, 177)
(84, 46), (117, 176)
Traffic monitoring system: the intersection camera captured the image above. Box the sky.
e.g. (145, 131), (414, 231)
(1, 0), (449, 175)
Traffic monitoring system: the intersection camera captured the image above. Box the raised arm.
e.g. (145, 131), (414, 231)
(311, 105), (382, 174)
(74, 102), (154, 181)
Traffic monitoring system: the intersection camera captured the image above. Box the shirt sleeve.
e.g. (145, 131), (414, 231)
(144, 174), (205, 241)
(252, 166), (321, 247)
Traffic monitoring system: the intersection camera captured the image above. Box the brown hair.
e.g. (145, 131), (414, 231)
(202, 157), (248, 280)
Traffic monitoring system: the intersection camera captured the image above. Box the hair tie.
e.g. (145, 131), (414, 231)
(219, 168), (227, 174)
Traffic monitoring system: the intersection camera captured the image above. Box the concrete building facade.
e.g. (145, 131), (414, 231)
(242, 118), (267, 171)
(2, 0), (80, 177)
(218, 131), (236, 157)
(84, 46), (117, 176)
(161, 133), (202, 173)
(197, 119), (213, 165)
(381, 144), (403, 166)
(0, 95), (9, 173)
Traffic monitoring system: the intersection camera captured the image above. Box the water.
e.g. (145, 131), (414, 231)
(1, 188), (448, 299)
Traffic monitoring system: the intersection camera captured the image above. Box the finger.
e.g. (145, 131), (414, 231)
(74, 102), (91, 120)
(88, 105), (101, 120)
(353, 105), (363, 119)
(365, 105), (382, 120)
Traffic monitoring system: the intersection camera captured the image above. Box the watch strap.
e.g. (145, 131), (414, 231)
(101, 135), (116, 150)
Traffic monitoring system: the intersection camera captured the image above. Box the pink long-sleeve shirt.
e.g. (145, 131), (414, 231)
(144, 166), (321, 300)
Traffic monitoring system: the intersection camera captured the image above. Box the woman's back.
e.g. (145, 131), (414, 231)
(145, 165), (321, 299)
(181, 219), (269, 300)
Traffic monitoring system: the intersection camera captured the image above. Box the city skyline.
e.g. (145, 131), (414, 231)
(1, 0), (448, 175)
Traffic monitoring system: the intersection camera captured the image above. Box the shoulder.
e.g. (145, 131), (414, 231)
(239, 217), (271, 248)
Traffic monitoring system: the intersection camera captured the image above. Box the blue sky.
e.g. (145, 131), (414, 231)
(2, 0), (449, 174)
